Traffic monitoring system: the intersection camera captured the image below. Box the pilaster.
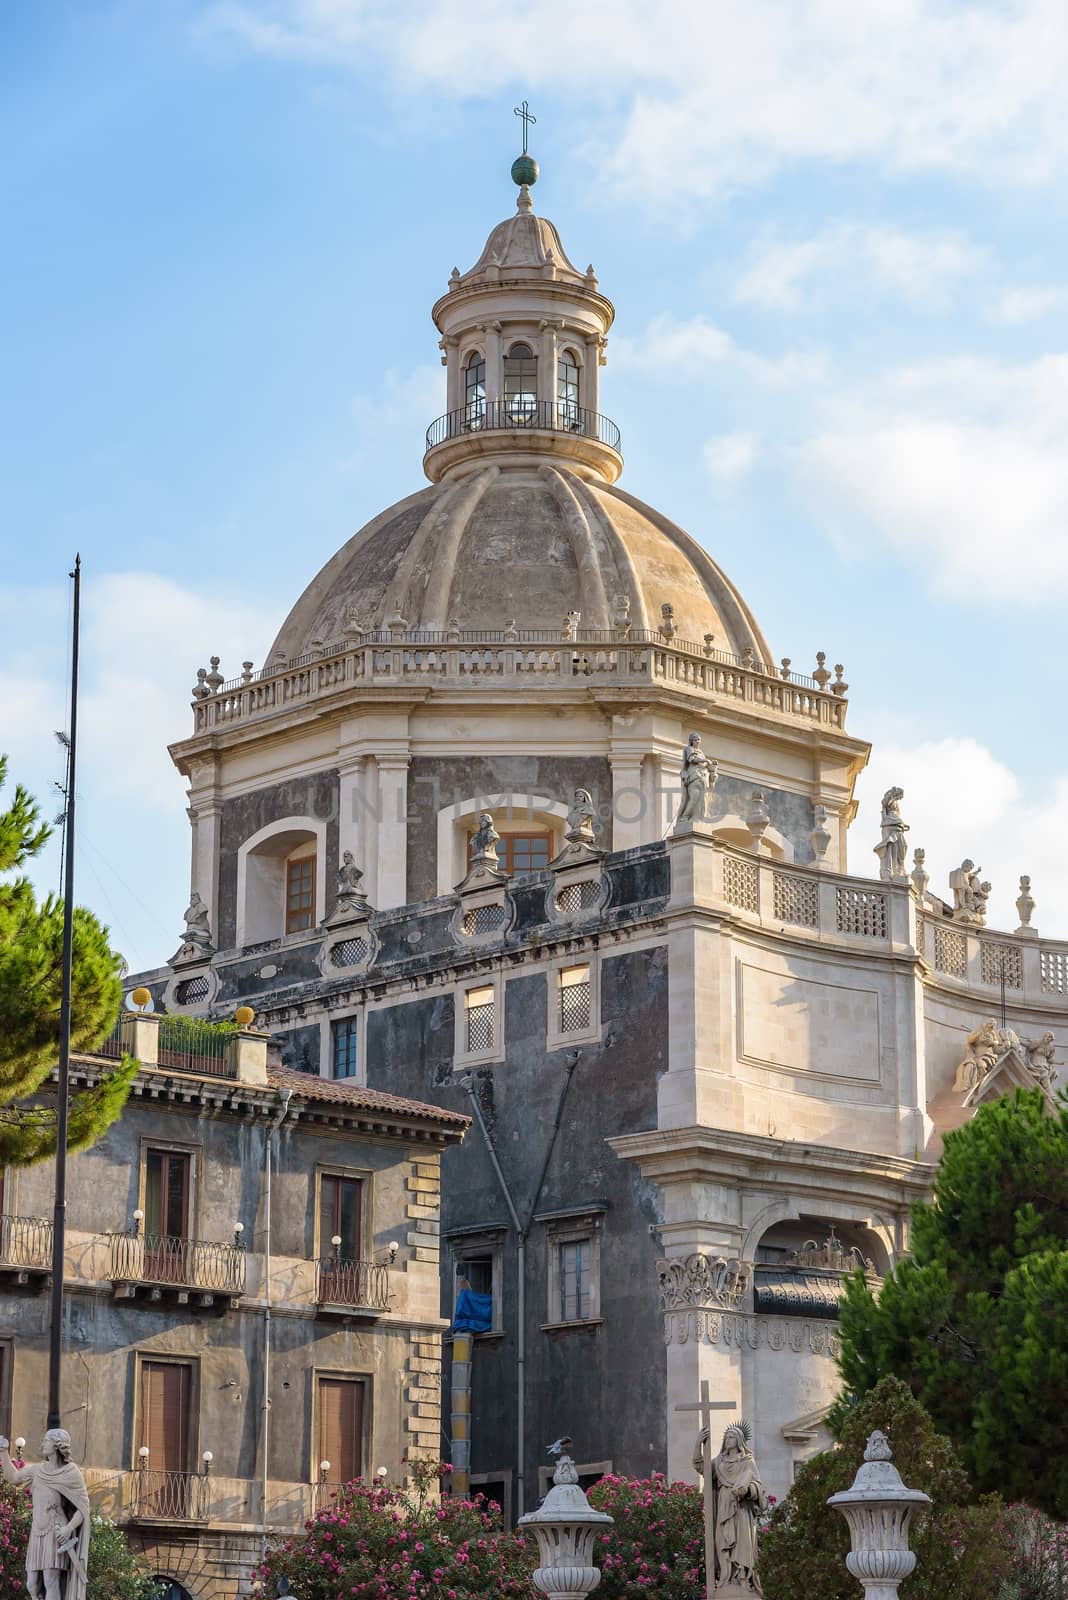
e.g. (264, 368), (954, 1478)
(375, 751), (411, 909)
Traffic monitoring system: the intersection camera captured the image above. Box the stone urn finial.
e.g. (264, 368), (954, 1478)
(518, 1444), (613, 1600)
(828, 1430), (930, 1599)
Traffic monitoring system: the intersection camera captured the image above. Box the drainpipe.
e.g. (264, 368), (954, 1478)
(261, 1087), (292, 1555)
(458, 1077), (526, 1517)
(458, 1054), (579, 1522)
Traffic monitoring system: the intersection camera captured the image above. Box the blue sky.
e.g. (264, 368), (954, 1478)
(3, 0), (1068, 969)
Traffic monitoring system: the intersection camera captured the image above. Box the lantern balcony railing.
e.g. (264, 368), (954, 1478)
(315, 1255), (390, 1314)
(0, 1214), (54, 1276)
(425, 399), (621, 455)
(107, 1231), (246, 1303)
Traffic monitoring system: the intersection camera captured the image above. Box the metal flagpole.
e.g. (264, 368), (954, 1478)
(48, 554), (80, 1429)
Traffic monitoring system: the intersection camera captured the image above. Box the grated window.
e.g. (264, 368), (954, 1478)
(174, 975), (210, 1005)
(558, 965), (592, 1033)
(464, 986), (496, 1054)
(462, 904), (506, 937)
(555, 880), (600, 916)
(330, 937), (369, 969)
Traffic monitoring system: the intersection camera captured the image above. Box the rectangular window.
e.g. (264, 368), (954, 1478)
(559, 1237), (592, 1321)
(464, 986), (496, 1054)
(449, 1230), (505, 1335)
(456, 1253), (494, 1298)
(286, 855), (316, 933)
(468, 831), (552, 878)
(332, 1017), (359, 1080)
(144, 1149), (190, 1241)
(140, 1360), (191, 1474)
(318, 1376), (366, 1486)
(558, 964), (592, 1033)
(320, 1174), (364, 1262)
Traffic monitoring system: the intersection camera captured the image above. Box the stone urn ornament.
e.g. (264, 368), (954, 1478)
(518, 1441), (613, 1600)
(827, 1430), (930, 1599)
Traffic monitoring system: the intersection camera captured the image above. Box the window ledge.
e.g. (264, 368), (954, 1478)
(444, 1329), (505, 1343)
(541, 1318), (604, 1334)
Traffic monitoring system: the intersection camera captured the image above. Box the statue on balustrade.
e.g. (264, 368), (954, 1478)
(336, 850), (369, 911)
(565, 788), (599, 848)
(873, 787), (909, 881)
(470, 811), (502, 868)
(179, 891), (213, 953)
(692, 1422), (767, 1594)
(949, 859), (989, 924)
(1, 1429), (91, 1599)
(675, 732), (718, 827)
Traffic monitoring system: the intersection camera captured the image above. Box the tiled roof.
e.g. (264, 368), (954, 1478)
(267, 1066), (469, 1130)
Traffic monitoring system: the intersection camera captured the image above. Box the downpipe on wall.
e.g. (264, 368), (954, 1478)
(458, 1050), (580, 1521)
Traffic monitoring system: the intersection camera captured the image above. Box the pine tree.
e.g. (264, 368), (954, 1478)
(837, 1088), (1068, 1516)
(0, 755), (134, 1165)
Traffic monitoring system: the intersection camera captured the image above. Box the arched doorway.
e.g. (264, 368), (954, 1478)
(154, 1582), (193, 1600)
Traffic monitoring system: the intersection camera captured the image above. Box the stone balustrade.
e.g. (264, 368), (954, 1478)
(188, 630), (849, 735)
(703, 842), (1068, 1011)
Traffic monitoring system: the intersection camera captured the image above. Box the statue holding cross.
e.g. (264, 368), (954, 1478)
(676, 1381), (768, 1596)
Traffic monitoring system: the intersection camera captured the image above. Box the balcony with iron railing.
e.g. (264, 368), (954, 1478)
(315, 1255), (390, 1316)
(108, 1230), (246, 1307)
(0, 1213), (54, 1283)
(126, 1464), (212, 1524)
(423, 398), (623, 481)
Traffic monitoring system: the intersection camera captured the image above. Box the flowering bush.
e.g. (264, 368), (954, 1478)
(257, 1466), (536, 1599)
(0, 1481), (158, 1600)
(586, 1473), (706, 1599)
(998, 1505), (1068, 1599)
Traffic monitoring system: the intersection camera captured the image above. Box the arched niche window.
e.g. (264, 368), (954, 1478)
(236, 817), (326, 946)
(464, 351), (485, 426)
(504, 343), (538, 425)
(557, 349), (580, 428)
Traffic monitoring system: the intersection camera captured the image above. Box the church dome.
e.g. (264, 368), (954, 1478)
(267, 462), (774, 663)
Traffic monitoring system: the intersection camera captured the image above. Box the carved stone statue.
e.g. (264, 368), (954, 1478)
(949, 859), (987, 924)
(873, 787), (909, 881)
(1021, 1030), (1059, 1087)
(562, 609), (581, 641)
(180, 891), (213, 952)
(910, 847), (929, 903)
(470, 812), (501, 867)
(335, 850), (368, 909)
(1017, 875), (1036, 930)
(0, 1429), (91, 1599)
(692, 1423), (767, 1593)
(565, 789), (599, 847)
(954, 1019), (1008, 1092)
(675, 733), (718, 827)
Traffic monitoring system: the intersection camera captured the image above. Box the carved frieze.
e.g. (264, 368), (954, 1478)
(663, 1308), (841, 1359)
(656, 1252), (751, 1312)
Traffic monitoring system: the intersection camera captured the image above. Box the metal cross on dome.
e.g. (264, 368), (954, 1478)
(514, 99), (536, 154)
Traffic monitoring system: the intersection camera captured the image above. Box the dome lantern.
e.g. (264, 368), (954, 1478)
(427, 128), (619, 485)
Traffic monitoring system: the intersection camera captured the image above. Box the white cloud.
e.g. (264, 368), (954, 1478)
(794, 353), (1068, 599)
(347, 364), (444, 468)
(703, 432), (759, 483)
(613, 313), (825, 387)
(735, 225), (987, 312)
(988, 285), (1068, 324)
(854, 736), (1068, 939)
(200, 1), (1068, 205)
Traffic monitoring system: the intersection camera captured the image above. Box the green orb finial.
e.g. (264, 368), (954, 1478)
(511, 153), (539, 188)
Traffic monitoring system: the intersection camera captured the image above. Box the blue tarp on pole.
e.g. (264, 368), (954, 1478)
(452, 1288), (493, 1333)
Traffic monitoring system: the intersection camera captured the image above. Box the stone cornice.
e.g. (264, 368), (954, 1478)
(608, 1124), (934, 1206)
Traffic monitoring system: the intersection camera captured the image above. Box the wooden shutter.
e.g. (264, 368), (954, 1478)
(141, 1361), (190, 1473)
(145, 1150), (191, 1240)
(319, 1175), (362, 1260)
(318, 1377), (365, 1485)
